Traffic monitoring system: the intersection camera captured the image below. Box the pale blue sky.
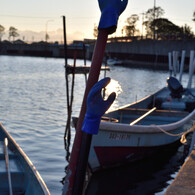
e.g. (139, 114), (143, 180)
(1, 0), (195, 42)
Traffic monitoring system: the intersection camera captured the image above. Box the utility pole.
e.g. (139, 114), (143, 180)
(45, 20), (53, 42)
(153, 0), (156, 40)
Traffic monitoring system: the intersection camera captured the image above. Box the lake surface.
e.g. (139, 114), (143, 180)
(0, 55), (193, 194)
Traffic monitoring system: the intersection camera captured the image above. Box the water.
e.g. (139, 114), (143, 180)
(86, 143), (190, 195)
(0, 55), (192, 194)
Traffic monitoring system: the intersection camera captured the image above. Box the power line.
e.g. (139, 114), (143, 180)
(0, 14), (56, 19)
(0, 14), (98, 20)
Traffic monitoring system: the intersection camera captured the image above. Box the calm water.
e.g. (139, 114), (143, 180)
(0, 55), (192, 194)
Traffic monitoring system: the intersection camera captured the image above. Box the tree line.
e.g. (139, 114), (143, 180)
(94, 7), (195, 40)
(0, 26), (19, 42)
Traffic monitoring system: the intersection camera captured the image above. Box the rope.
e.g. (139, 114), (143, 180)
(151, 122), (195, 144)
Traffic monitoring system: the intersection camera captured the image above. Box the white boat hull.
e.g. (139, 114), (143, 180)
(87, 87), (195, 172)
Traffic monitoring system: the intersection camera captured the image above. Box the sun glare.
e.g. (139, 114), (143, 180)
(104, 79), (123, 111)
(105, 79), (122, 97)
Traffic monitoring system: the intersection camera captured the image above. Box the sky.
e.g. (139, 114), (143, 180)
(1, 0), (195, 43)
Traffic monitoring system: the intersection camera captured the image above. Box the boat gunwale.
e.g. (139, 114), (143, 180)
(100, 87), (195, 134)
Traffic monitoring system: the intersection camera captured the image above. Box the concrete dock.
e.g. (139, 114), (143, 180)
(165, 148), (195, 194)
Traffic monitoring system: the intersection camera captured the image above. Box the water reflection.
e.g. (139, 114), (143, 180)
(105, 79), (123, 111)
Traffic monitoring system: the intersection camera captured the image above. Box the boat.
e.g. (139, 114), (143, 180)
(73, 77), (195, 172)
(107, 58), (123, 66)
(0, 123), (50, 195)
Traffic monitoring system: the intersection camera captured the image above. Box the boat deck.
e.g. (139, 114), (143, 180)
(0, 141), (26, 195)
(106, 108), (189, 125)
(165, 148), (195, 194)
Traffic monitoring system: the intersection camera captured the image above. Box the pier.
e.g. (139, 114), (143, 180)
(165, 148), (195, 194)
(1, 38), (195, 71)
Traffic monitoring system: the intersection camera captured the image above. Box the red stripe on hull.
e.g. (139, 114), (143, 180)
(94, 146), (160, 168)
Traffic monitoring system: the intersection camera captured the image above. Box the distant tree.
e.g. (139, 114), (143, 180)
(193, 11), (195, 22)
(151, 18), (181, 39)
(0, 24), (5, 41)
(144, 6), (165, 38)
(180, 24), (194, 37)
(145, 6), (165, 21)
(123, 14), (139, 36)
(9, 26), (19, 41)
(150, 18), (194, 39)
(45, 33), (49, 42)
(93, 24), (98, 38)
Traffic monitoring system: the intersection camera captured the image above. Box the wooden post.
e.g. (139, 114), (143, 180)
(187, 50), (195, 88)
(172, 51), (177, 77)
(83, 43), (88, 84)
(63, 16), (68, 68)
(179, 50), (186, 83)
(63, 16), (70, 117)
(168, 52), (172, 77)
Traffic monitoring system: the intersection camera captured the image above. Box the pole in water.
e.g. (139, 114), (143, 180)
(64, 51), (77, 162)
(168, 52), (172, 77)
(172, 51), (177, 77)
(179, 50), (186, 83)
(187, 50), (195, 89)
(63, 16), (68, 68)
(63, 15), (70, 121)
(63, 15), (70, 136)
